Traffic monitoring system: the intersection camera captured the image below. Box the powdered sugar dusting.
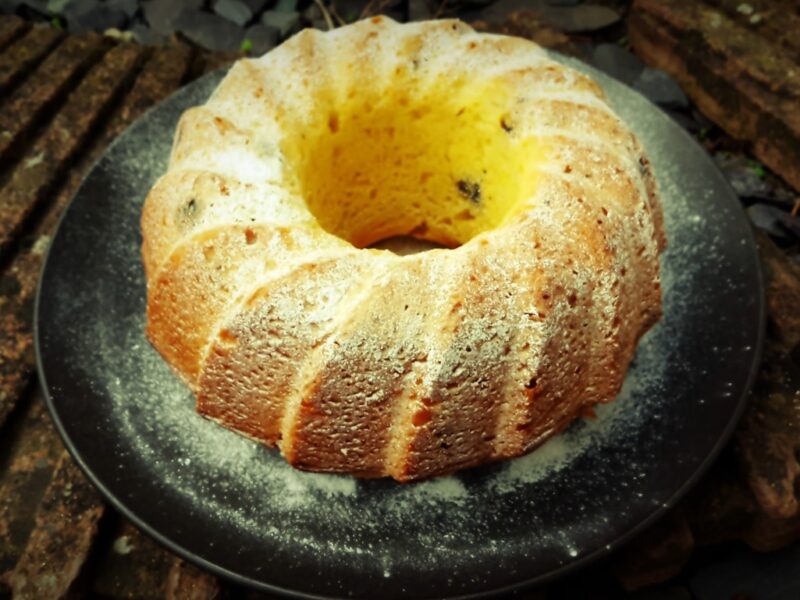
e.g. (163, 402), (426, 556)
(40, 52), (761, 596)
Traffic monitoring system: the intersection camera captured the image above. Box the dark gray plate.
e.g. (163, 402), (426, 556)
(36, 57), (764, 599)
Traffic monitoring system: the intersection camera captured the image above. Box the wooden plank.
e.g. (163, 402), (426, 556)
(35, 43), (193, 241)
(165, 559), (222, 600)
(0, 393), (64, 585)
(0, 32), (110, 162)
(0, 25), (62, 96)
(612, 509), (694, 591)
(194, 48), (240, 77)
(0, 15), (28, 53)
(90, 522), (175, 599)
(0, 43), (193, 431)
(0, 43), (145, 428)
(0, 44), (198, 596)
(704, 0), (800, 60)
(8, 451), (105, 599)
(0, 243), (43, 428)
(0, 42), (145, 263)
(630, 0), (800, 191)
(736, 233), (800, 520)
(102, 43), (194, 140)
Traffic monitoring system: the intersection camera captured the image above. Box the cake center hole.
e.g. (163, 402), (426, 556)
(282, 78), (543, 249)
(369, 236), (448, 255)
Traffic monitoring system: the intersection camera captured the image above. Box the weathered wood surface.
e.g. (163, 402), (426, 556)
(630, 0), (800, 193)
(0, 17), (232, 597)
(0, 11), (797, 599)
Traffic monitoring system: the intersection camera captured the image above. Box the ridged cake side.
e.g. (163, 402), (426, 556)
(141, 17), (664, 481)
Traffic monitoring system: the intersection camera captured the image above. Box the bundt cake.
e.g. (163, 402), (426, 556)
(141, 17), (666, 482)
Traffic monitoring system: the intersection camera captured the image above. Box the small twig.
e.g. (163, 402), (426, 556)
(329, 2), (347, 27)
(792, 199), (799, 218)
(434, 0), (449, 19)
(359, 0), (376, 20)
(360, 0), (393, 20)
(314, 0), (335, 30)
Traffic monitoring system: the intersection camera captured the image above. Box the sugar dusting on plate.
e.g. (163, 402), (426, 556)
(85, 98), (704, 528)
(53, 60), (757, 589)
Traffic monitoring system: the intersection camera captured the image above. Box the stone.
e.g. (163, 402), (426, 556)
(130, 23), (166, 45)
(213, 0), (253, 26)
(143, 0), (203, 35)
(714, 153), (773, 199)
(302, 2), (321, 21)
(333, 0), (369, 23)
(589, 43), (645, 86)
(311, 17), (328, 30)
(261, 9), (300, 38)
(691, 107), (714, 131)
(0, 0), (26, 14)
(747, 204), (794, 242)
(241, 0), (269, 14)
(664, 108), (703, 133)
(107, 0), (138, 18)
(784, 213), (800, 240)
(65, 3), (127, 32)
(45, 0), (69, 13)
(537, 4), (620, 33)
(176, 8), (246, 52)
(244, 22), (279, 56)
(19, 0), (49, 16)
(633, 67), (689, 109)
(408, 0), (432, 22)
(273, 0), (299, 12)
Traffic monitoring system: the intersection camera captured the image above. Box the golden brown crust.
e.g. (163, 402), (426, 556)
(141, 17), (665, 482)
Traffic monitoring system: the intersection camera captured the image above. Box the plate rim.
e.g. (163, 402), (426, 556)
(34, 60), (766, 599)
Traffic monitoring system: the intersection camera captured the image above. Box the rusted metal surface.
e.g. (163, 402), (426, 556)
(630, 0), (800, 192)
(0, 11), (797, 598)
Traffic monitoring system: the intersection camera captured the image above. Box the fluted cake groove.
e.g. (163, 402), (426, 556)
(141, 17), (665, 482)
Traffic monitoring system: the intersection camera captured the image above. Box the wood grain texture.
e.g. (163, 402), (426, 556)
(630, 0), (800, 192)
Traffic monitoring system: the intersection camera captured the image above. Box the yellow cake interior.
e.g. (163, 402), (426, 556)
(282, 75), (545, 248)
